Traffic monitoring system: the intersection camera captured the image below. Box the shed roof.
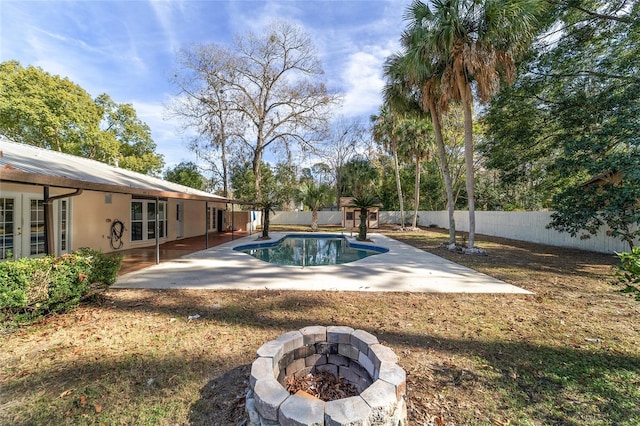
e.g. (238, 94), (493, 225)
(0, 136), (234, 203)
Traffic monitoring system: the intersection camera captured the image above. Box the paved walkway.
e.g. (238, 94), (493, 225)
(113, 232), (531, 294)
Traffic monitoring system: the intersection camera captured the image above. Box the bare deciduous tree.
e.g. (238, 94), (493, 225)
(317, 118), (367, 203)
(170, 21), (340, 202)
(169, 45), (241, 197)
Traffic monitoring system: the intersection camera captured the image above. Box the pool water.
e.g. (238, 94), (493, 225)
(234, 234), (388, 266)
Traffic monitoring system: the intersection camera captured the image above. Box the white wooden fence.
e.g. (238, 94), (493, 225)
(268, 210), (634, 254)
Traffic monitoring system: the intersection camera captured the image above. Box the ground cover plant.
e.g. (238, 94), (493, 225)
(1, 227), (639, 425)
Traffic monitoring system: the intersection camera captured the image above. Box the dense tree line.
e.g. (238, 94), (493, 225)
(481, 0), (639, 248)
(0, 61), (163, 175)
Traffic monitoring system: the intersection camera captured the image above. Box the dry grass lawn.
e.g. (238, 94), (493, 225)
(1, 226), (639, 425)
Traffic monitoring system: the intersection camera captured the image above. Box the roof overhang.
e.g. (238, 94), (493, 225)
(0, 167), (252, 205)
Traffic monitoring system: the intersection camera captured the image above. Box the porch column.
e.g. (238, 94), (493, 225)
(205, 201), (209, 249)
(155, 197), (160, 265)
(43, 186), (53, 255)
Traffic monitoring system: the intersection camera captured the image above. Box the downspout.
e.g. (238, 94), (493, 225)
(44, 187), (83, 255)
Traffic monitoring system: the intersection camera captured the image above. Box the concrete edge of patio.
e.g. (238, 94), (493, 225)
(112, 232), (533, 294)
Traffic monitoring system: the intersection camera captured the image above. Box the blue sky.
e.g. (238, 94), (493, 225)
(0, 0), (407, 168)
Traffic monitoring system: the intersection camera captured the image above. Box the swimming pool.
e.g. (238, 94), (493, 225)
(233, 234), (388, 266)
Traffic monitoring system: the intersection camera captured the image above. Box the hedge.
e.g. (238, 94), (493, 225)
(614, 247), (640, 301)
(0, 248), (123, 326)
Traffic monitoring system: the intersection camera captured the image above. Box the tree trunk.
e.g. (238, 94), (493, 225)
(456, 75), (476, 249)
(253, 149), (263, 201)
(358, 209), (368, 241)
(427, 99), (456, 244)
(221, 140), (229, 198)
(413, 155), (421, 229)
(312, 209), (318, 231)
(392, 146), (405, 229)
(262, 206), (270, 239)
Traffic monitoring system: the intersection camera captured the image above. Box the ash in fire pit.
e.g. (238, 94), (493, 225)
(246, 326), (407, 426)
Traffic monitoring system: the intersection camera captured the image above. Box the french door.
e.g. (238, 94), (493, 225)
(0, 193), (70, 260)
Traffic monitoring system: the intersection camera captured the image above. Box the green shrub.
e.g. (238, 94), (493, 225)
(73, 247), (123, 285)
(0, 249), (123, 326)
(613, 247), (640, 300)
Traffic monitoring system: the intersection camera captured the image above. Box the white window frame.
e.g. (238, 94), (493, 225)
(206, 206), (217, 231)
(130, 199), (168, 243)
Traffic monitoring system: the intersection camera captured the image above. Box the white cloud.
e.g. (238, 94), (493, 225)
(338, 41), (398, 119)
(148, 0), (181, 53)
(225, 0), (304, 36)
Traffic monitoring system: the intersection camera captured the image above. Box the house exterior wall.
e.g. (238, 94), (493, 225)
(72, 191), (126, 252)
(0, 182), (228, 259)
(181, 199), (205, 239)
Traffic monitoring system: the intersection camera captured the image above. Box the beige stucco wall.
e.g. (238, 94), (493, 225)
(181, 199), (206, 238)
(228, 210), (252, 232)
(71, 191), (129, 252)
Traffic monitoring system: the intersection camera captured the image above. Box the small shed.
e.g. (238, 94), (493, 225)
(339, 197), (379, 229)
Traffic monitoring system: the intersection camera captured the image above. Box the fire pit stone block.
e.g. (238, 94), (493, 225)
(300, 325), (327, 344)
(325, 395), (371, 426)
(250, 356), (275, 387)
(254, 377), (290, 421)
(279, 393), (325, 426)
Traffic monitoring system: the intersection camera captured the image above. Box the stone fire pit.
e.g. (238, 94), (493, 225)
(245, 326), (407, 425)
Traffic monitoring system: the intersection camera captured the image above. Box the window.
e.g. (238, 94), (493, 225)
(59, 200), (68, 251)
(369, 211), (378, 221)
(131, 201), (143, 241)
(158, 203), (166, 238)
(131, 200), (167, 242)
(346, 211), (354, 221)
(206, 206), (217, 231)
(147, 202), (156, 240)
(0, 198), (14, 260)
(30, 199), (45, 255)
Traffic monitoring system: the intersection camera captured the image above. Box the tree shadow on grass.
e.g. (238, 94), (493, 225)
(385, 331), (640, 425)
(189, 364), (250, 426)
(394, 229), (618, 283)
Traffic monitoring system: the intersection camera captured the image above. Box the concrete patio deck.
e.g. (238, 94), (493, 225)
(112, 232), (532, 294)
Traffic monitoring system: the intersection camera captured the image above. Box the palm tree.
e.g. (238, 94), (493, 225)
(403, 0), (540, 249)
(384, 53), (458, 245)
(297, 181), (334, 231)
(371, 106), (406, 229)
(339, 156), (379, 199)
(350, 194), (381, 241)
(397, 117), (434, 229)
